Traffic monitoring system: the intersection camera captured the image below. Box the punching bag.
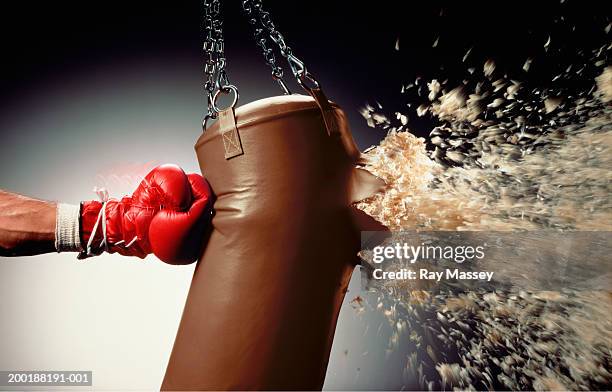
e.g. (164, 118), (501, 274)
(162, 1), (385, 389)
(162, 90), (384, 390)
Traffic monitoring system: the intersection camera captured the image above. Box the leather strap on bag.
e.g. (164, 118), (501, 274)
(218, 108), (244, 159)
(308, 87), (339, 136)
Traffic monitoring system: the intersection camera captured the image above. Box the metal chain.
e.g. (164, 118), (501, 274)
(242, 0), (290, 94)
(201, 0), (320, 127)
(203, 0), (235, 124)
(241, 0), (320, 94)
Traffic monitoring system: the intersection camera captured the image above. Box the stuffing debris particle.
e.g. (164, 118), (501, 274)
(356, 29), (612, 391)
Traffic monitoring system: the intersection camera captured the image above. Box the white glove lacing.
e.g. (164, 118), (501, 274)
(79, 187), (139, 259)
(57, 187), (142, 259)
(82, 187), (110, 258)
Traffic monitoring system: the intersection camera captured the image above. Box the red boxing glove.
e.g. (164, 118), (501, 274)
(149, 174), (213, 264)
(77, 164), (213, 264)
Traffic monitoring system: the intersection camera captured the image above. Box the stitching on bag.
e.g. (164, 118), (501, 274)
(222, 128), (243, 159)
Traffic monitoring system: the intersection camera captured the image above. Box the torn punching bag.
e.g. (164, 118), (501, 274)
(162, 91), (384, 390)
(161, 1), (386, 390)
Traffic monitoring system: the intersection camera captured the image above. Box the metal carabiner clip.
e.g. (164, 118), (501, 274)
(296, 69), (321, 93)
(286, 53), (306, 79)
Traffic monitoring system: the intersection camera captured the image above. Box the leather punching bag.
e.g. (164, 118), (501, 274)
(161, 90), (385, 390)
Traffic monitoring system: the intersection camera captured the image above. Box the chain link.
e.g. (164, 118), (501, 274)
(241, 0), (319, 94)
(203, 0), (233, 122)
(242, 0), (283, 79)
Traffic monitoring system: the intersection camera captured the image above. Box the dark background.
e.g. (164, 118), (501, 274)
(0, 0), (609, 147)
(0, 2), (608, 389)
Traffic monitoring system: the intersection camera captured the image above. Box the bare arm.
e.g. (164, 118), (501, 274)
(0, 190), (57, 256)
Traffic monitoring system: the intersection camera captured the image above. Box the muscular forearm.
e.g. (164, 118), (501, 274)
(0, 190), (57, 256)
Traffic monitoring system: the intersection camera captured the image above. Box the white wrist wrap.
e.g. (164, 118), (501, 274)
(55, 203), (82, 252)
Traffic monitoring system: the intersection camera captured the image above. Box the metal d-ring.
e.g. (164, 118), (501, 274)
(212, 85), (239, 113)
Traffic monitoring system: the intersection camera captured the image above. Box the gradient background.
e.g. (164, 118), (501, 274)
(0, 0), (607, 389)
